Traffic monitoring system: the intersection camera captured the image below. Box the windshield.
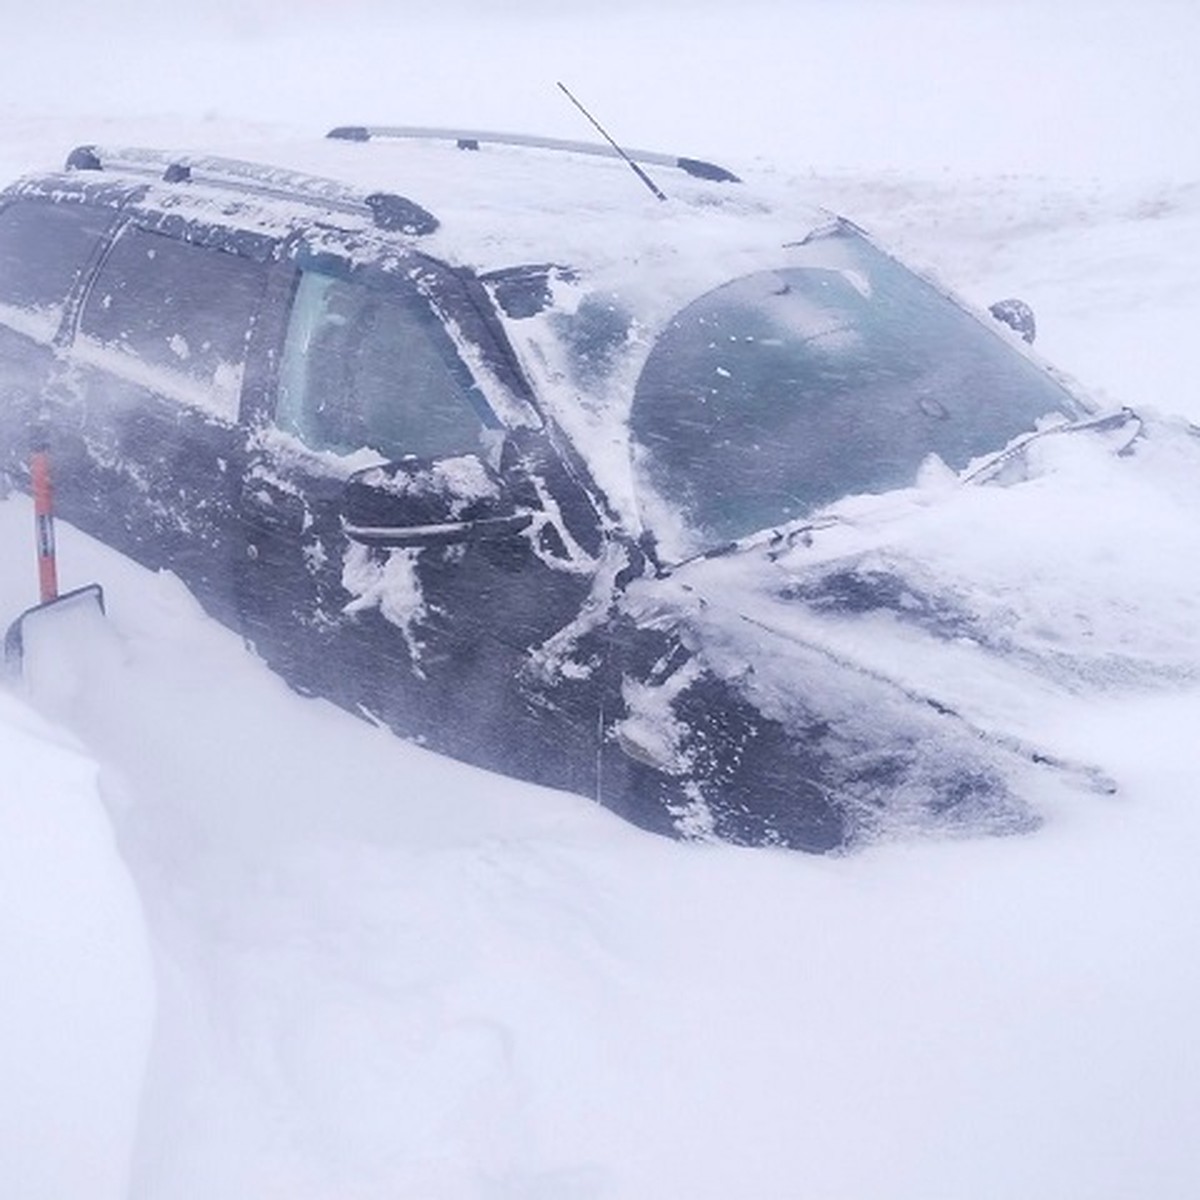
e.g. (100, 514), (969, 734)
(629, 226), (1086, 555)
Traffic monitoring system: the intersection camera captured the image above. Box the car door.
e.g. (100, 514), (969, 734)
(236, 249), (610, 795)
(60, 218), (274, 615)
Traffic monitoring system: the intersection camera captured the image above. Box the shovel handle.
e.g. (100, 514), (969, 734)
(31, 449), (58, 604)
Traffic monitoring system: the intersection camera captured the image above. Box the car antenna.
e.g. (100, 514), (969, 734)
(556, 81), (668, 202)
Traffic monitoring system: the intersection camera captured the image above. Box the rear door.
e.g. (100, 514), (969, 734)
(62, 220), (273, 612)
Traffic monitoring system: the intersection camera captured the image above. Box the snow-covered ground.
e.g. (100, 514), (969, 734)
(2, 3), (1200, 1197)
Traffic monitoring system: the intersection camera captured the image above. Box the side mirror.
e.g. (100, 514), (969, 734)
(988, 297), (1037, 344)
(341, 454), (534, 549)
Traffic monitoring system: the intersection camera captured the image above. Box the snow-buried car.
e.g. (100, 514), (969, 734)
(0, 130), (1162, 850)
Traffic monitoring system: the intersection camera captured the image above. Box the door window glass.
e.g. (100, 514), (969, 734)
(275, 269), (499, 461)
(78, 225), (268, 420)
(0, 199), (112, 338)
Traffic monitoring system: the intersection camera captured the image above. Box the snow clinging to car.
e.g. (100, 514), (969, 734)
(2, 128), (1191, 851)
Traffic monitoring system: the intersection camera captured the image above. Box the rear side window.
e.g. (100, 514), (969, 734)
(0, 199), (112, 339)
(275, 268), (499, 460)
(78, 225), (268, 421)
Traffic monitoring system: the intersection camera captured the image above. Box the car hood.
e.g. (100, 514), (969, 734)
(609, 410), (1200, 844)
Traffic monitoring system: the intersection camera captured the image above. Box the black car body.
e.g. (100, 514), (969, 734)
(0, 131), (1123, 850)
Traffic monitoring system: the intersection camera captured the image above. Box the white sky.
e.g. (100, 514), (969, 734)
(4, 1), (1198, 181)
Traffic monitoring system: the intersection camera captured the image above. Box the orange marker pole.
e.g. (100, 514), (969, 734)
(30, 449), (58, 604)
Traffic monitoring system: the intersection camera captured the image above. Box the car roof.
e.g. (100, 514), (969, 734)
(6, 130), (832, 304)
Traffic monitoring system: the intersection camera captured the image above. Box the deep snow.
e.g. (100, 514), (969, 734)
(2, 4), (1200, 1198)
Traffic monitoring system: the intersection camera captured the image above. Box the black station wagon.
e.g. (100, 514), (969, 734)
(0, 129), (1116, 850)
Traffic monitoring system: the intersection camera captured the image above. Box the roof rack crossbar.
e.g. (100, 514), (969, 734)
(326, 126), (741, 184)
(64, 144), (439, 236)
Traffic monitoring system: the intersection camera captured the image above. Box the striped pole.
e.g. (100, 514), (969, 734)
(30, 449), (58, 604)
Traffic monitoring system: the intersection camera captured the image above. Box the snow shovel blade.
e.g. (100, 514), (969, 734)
(4, 583), (106, 673)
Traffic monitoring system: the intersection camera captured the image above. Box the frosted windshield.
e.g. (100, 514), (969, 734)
(630, 228), (1085, 554)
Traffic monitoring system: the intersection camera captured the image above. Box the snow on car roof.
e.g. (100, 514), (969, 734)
(258, 132), (827, 274)
(37, 132), (831, 299)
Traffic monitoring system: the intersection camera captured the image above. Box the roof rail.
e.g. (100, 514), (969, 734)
(63, 144), (439, 236)
(326, 126), (741, 184)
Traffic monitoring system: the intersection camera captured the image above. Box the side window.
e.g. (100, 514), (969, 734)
(275, 269), (499, 461)
(77, 225), (268, 421)
(0, 199), (112, 339)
